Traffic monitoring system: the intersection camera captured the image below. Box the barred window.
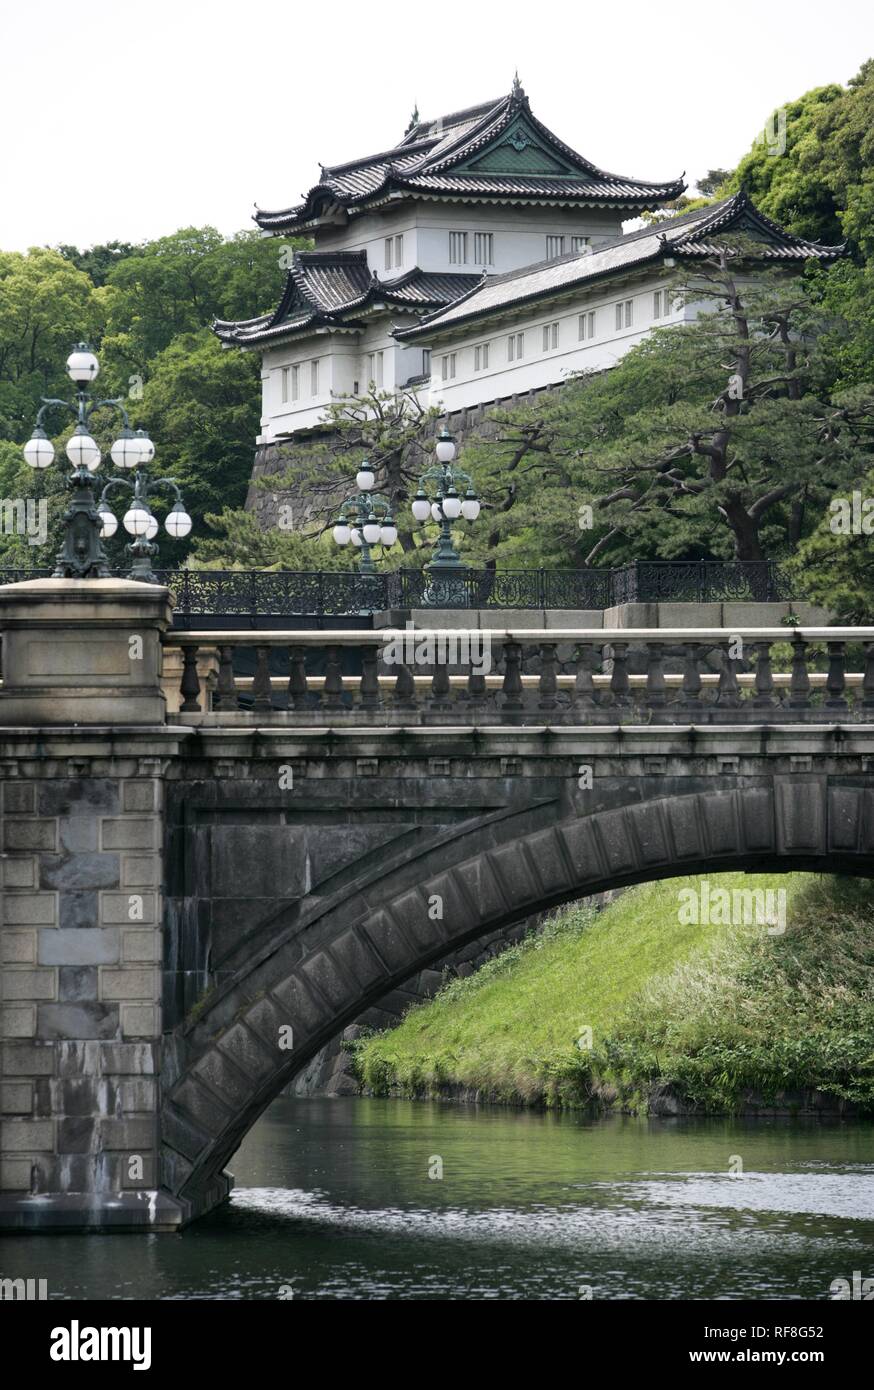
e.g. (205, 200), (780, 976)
(367, 351), (384, 387)
(394, 234), (404, 268)
(474, 232), (494, 265)
(507, 332), (524, 362)
(449, 231), (468, 264)
(310, 359), (320, 396)
(546, 235), (565, 259)
(542, 321), (560, 351)
(474, 343), (490, 371)
(578, 310), (596, 341)
(615, 299), (633, 329)
(571, 236), (589, 253)
(441, 352), (457, 381)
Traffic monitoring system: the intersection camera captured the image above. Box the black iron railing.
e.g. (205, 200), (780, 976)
(0, 561), (790, 614)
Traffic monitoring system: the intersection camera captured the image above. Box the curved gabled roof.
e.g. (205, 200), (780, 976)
(213, 251), (479, 348)
(394, 189), (846, 343)
(254, 81), (685, 232)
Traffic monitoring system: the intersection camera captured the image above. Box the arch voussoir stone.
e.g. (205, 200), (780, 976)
(163, 775), (871, 1218)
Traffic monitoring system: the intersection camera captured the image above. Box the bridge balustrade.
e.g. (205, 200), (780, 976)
(161, 627), (874, 725)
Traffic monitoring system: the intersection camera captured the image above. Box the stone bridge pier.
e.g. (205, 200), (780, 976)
(2, 578), (874, 1231)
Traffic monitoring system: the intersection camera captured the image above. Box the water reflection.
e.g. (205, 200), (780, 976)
(4, 1098), (873, 1300)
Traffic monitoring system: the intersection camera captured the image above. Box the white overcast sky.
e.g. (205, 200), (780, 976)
(1, 0), (872, 252)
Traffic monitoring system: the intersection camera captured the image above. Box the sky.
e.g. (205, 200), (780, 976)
(1, 0), (872, 253)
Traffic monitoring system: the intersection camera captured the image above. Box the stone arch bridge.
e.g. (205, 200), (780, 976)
(1, 579), (873, 1229)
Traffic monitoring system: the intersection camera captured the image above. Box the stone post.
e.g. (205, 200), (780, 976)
(0, 579), (188, 1229)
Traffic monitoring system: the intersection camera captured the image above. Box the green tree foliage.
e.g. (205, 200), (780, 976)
(464, 251), (865, 568)
(99, 226), (294, 378)
(0, 247), (102, 439)
(0, 227), (301, 565)
(190, 507), (357, 571)
(726, 60), (874, 255)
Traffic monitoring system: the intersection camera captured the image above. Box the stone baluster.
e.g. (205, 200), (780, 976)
(538, 641), (559, 710)
(252, 645), (273, 712)
(863, 641), (874, 710)
(645, 641), (667, 709)
(360, 645), (381, 710)
(501, 641), (524, 712)
(608, 641), (630, 707)
(212, 644), (238, 712)
(825, 640), (848, 710)
(322, 644), (344, 710)
(467, 666), (487, 711)
(571, 644), (597, 710)
(678, 642), (704, 708)
(287, 645), (308, 712)
(788, 637), (811, 710)
(752, 641), (777, 709)
(429, 649), (452, 711)
(392, 662), (417, 711)
(716, 642), (741, 709)
(180, 644), (201, 713)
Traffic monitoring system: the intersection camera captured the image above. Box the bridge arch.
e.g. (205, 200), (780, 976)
(161, 776), (874, 1218)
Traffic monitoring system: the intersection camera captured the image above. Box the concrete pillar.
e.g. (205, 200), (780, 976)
(0, 579), (186, 1229)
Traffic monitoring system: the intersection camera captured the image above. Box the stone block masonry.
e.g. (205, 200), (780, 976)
(0, 578), (188, 1228)
(0, 761), (180, 1225)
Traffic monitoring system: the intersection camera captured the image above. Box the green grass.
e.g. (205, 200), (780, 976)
(353, 873), (874, 1113)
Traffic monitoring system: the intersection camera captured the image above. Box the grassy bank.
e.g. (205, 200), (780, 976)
(352, 873), (874, 1114)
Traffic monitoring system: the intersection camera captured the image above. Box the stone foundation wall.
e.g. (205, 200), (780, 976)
(1, 766), (164, 1206)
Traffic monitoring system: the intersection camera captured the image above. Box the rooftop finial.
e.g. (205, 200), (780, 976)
(405, 103), (420, 136)
(511, 71), (525, 100)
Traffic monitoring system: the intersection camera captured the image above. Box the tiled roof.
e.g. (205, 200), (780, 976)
(213, 252), (479, 347)
(254, 82), (684, 232)
(395, 190), (845, 341)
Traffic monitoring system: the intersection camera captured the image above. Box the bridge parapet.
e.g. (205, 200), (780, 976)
(162, 626), (874, 726)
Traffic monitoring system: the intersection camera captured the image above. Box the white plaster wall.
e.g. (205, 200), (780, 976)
(258, 316), (430, 440)
(422, 276), (690, 414)
(310, 201), (622, 276)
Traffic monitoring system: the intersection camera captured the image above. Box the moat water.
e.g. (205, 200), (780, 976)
(6, 1098), (874, 1300)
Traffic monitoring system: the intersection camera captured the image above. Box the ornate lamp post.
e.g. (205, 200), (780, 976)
(331, 461), (398, 574)
(410, 428), (480, 604)
(23, 342), (190, 580)
(97, 472), (192, 583)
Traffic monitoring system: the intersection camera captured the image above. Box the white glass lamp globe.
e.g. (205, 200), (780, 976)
(23, 430), (54, 469)
(145, 513), (159, 540)
(97, 505), (118, 538)
(165, 502), (192, 539)
(380, 523), (398, 546)
(411, 491), (430, 522)
(332, 523), (351, 545)
(111, 432), (142, 469)
(65, 431), (101, 471)
(66, 345), (99, 384)
(356, 465), (375, 492)
(435, 430), (456, 463)
(133, 430), (155, 465)
(362, 515), (381, 544)
(350, 527), (362, 546)
(430, 501), (443, 523)
(461, 493), (481, 520)
(441, 489), (462, 520)
(123, 504), (151, 537)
